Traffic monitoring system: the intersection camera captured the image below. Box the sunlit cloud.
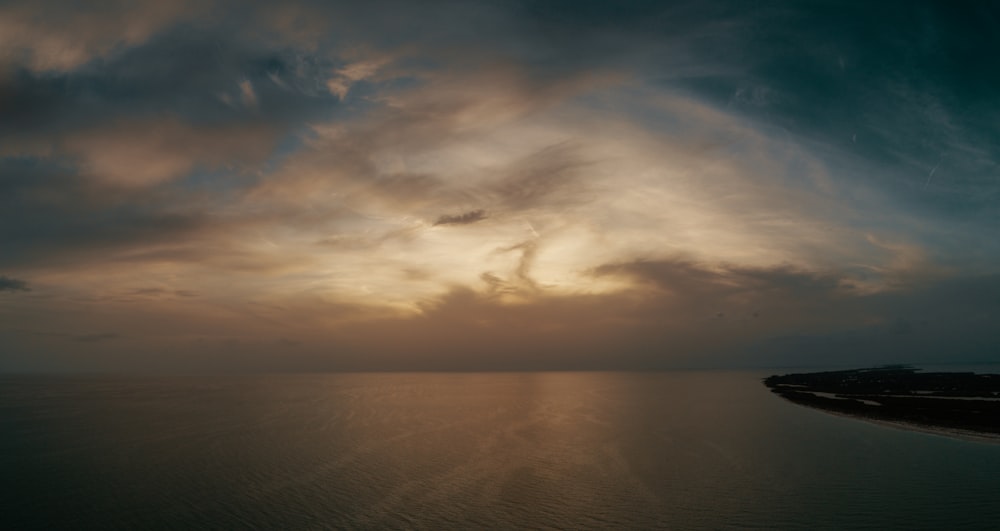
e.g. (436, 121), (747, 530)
(63, 117), (277, 187)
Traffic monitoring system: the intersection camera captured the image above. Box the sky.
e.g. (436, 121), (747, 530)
(1, 0), (998, 372)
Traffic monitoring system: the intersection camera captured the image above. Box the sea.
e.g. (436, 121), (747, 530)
(2, 370), (999, 530)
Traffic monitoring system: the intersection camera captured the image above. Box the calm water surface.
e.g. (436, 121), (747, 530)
(2, 371), (998, 530)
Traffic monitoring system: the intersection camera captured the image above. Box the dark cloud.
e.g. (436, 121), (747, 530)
(0, 275), (29, 292)
(0, 0), (629, 151)
(659, 2), (1000, 221)
(0, 18), (343, 142)
(434, 209), (487, 226)
(592, 259), (849, 305)
(0, 157), (209, 268)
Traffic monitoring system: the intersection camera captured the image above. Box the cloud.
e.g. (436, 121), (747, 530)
(590, 258), (855, 325)
(65, 116), (277, 187)
(0, 275), (29, 292)
(120, 288), (199, 301)
(74, 332), (119, 343)
(487, 142), (595, 212)
(0, 1), (200, 72)
(433, 209), (487, 226)
(495, 240), (540, 291)
(326, 58), (387, 99)
(2, 258), (998, 371)
(1, 1), (999, 372)
(0, 157), (211, 268)
(0, 19), (344, 161)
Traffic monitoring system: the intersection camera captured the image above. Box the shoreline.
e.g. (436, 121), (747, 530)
(764, 366), (1000, 444)
(788, 400), (1000, 445)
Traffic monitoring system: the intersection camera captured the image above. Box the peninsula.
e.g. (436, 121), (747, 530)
(764, 366), (1000, 439)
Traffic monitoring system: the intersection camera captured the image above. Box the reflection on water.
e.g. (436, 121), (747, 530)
(2, 371), (999, 529)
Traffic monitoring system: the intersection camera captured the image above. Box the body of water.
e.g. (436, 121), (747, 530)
(2, 371), (998, 529)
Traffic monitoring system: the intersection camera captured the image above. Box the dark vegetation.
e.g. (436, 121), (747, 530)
(764, 366), (1000, 436)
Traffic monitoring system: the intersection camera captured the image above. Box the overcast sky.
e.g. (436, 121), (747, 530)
(2, 0), (998, 372)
